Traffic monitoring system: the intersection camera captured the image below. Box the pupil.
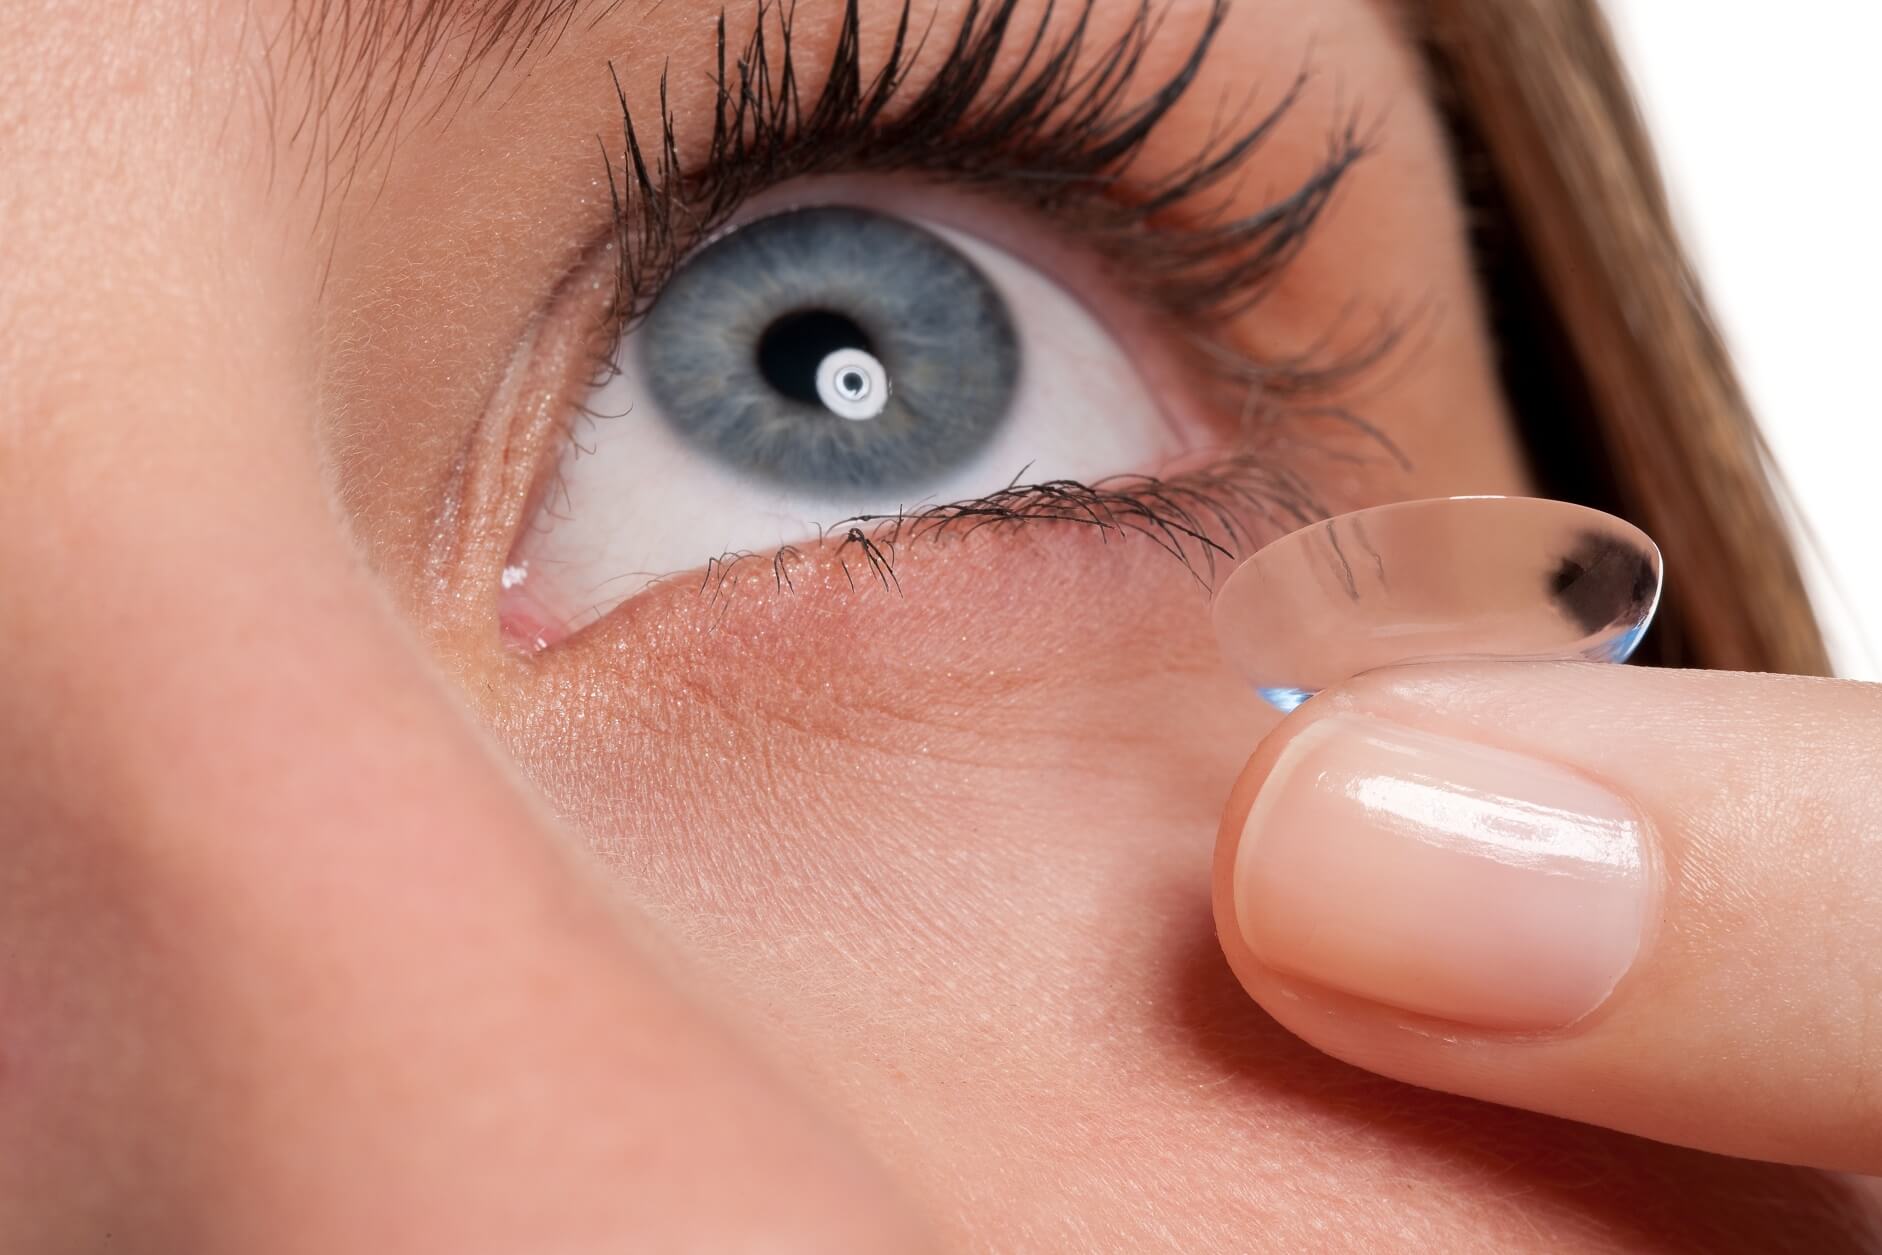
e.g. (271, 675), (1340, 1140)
(756, 309), (873, 405)
(840, 370), (865, 395)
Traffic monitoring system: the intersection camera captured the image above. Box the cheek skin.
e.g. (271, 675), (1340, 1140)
(462, 514), (1880, 1252)
(488, 519), (1282, 880)
(458, 474), (1877, 1250)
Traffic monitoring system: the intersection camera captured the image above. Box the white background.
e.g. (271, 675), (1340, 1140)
(1606, 4), (1882, 678)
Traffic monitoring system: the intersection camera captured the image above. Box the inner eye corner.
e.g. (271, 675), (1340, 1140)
(457, 253), (626, 602)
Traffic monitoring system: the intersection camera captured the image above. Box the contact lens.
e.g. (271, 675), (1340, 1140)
(1212, 496), (1663, 712)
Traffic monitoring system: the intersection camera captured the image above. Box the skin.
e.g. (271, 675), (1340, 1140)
(0, 0), (1876, 1249)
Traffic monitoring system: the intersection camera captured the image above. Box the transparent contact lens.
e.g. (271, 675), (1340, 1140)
(1213, 496), (1663, 712)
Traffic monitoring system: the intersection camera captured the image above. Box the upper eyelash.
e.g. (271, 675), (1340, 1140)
(598, 0), (1374, 394)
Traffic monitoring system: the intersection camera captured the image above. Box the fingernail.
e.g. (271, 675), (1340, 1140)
(1233, 713), (1651, 1030)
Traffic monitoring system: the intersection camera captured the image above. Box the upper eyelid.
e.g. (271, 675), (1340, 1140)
(593, 0), (1380, 395)
(277, 0), (1378, 418)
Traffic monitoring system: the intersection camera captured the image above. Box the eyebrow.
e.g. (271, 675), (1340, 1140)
(277, 0), (606, 164)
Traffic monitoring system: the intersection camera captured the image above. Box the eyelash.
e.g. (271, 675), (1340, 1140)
(602, 0), (1365, 370)
(561, 0), (1405, 591)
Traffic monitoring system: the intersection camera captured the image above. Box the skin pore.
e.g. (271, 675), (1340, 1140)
(1, 0), (1877, 1248)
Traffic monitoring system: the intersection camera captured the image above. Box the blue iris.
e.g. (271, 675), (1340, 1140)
(637, 206), (1021, 493)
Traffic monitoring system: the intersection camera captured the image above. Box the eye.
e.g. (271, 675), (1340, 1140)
(505, 191), (1205, 645)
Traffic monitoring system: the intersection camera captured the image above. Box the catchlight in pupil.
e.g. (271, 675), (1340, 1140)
(814, 347), (890, 421)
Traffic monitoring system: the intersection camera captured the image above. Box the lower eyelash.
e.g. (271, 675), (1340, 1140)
(859, 454), (1327, 570)
(674, 452), (1343, 603)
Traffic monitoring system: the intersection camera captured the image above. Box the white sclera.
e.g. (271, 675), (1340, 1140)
(816, 347), (891, 420)
(1212, 496), (1664, 712)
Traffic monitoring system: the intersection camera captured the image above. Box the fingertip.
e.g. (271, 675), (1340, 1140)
(1211, 665), (1882, 1174)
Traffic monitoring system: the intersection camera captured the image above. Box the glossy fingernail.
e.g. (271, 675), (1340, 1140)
(1233, 713), (1651, 1030)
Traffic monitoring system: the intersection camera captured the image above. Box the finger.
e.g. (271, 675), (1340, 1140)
(1213, 661), (1882, 1174)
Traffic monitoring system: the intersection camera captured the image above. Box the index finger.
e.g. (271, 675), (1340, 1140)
(1214, 661), (1882, 1174)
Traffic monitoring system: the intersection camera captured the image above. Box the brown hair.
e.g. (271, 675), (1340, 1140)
(1416, 0), (1830, 674)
